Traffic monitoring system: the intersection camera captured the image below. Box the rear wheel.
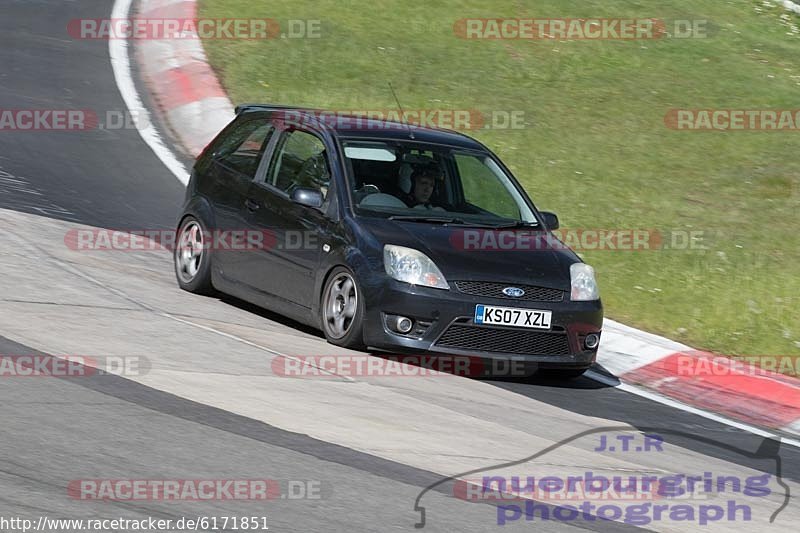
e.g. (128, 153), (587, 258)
(321, 267), (366, 350)
(174, 216), (214, 295)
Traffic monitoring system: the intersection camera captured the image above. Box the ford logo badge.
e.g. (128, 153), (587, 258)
(502, 287), (525, 298)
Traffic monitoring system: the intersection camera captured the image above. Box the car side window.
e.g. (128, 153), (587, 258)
(269, 130), (330, 199)
(455, 154), (520, 219)
(213, 119), (274, 179)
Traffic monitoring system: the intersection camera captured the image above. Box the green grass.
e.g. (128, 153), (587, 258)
(200, 0), (800, 362)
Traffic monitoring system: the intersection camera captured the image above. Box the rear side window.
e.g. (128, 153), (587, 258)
(213, 119), (273, 179)
(268, 130), (329, 197)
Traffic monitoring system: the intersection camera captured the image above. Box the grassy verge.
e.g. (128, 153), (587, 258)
(200, 0), (800, 363)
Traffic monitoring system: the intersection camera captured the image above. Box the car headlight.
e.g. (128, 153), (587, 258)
(383, 245), (449, 290)
(570, 263), (600, 301)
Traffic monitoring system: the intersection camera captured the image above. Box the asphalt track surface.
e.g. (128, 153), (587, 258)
(0, 1), (798, 532)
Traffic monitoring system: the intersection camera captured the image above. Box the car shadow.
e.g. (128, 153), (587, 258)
(366, 349), (617, 390)
(217, 294), (325, 339)
(484, 364), (616, 390)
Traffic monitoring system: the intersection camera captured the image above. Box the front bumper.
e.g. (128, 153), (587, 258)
(362, 278), (603, 371)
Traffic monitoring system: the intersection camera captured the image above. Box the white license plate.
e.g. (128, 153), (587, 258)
(474, 305), (552, 330)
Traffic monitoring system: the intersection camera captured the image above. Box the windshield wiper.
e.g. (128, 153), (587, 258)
(484, 220), (541, 229)
(388, 215), (538, 229)
(389, 216), (507, 228)
(389, 215), (466, 224)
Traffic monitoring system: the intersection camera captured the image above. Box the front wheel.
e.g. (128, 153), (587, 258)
(321, 267), (366, 350)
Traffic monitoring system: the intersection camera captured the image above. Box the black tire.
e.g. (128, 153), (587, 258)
(320, 266), (366, 350)
(174, 216), (215, 295)
(537, 367), (589, 380)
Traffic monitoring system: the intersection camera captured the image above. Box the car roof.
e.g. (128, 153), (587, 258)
(235, 104), (488, 151)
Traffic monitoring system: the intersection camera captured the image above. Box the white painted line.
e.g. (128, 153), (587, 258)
(773, 0), (800, 15)
(604, 317), (689, 352)
(782, 419), (800, 436)
(597, 340), (675, 375)
(586, 369), (800, 449)
(109, 0), (190, 185)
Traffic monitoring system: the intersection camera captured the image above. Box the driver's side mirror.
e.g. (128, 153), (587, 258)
(540, 211), (559, 229)
(291, 187), (323, 209)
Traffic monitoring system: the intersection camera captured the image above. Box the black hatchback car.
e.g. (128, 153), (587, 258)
(174, 105), (603, 378)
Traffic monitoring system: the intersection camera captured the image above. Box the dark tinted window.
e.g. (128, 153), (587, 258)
(268, 130), (330, 199)
(214, 119), (273, 179)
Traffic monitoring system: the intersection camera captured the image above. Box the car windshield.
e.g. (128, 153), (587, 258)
(341, 139), (538, 226)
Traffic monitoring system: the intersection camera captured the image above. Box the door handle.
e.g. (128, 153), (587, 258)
(244, 198), (260, 212)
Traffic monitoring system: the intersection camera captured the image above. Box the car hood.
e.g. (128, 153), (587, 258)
(359, 218), (579, 290)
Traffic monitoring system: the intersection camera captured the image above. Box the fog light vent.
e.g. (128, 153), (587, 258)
(385, 314), (432, 338)
(585, 333), (600, 350)
(395, 316), (413, 333)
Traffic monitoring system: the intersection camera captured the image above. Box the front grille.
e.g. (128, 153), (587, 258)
(435, 324), (571, 355)
(454, 281), (564, 302)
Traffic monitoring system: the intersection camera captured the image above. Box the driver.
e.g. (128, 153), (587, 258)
(406, 165), (444, 210)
